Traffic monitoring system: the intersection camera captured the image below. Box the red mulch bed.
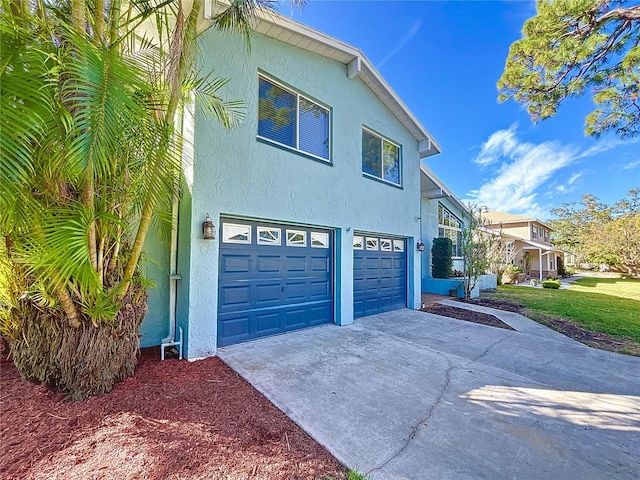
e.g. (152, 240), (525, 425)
(0, 348), (347, 480)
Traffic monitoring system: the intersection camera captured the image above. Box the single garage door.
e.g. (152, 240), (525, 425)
(353, 234), (406, 318)
(217, 218), (333, 347)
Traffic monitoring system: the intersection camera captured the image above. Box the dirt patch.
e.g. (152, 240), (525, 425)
(527, 314), (640, 357)
(420, 303), (515, 331)
(0, 348), (347, 480)
(471, 297), (640, 357)
(466, 297), (526, 314)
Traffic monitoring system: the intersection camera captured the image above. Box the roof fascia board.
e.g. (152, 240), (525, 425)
(420, 163), (469, 214)
(347, 56), (361, 79)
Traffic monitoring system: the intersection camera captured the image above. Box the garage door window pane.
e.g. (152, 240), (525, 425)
(393, 240), (404, 252)
(380, 239), (392, 251)
(286, 230), (307, 247)
(223, 224), (251, 244)
(366, 237), (378, 250)
(353, 235), (363, 250)
(257, 227), (281, 245)
(311, 232), (329, 248)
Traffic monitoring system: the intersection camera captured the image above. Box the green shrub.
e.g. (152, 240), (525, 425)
(542, 279), (561, 289)
(500, 264), (524, 285)
(504, 264), (523, 275)
(431, 237), (453, 279)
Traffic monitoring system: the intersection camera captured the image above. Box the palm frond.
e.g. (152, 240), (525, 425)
(14, 204), (101, 294)
(213, 0), (278, 46)
(189, 72), (246, 128)
(59, 26), (155, 183)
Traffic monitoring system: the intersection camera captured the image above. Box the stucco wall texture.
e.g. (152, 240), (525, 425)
(144, 27), (436, 358)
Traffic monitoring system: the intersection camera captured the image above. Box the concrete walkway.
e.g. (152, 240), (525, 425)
(219, 308), (640, 479)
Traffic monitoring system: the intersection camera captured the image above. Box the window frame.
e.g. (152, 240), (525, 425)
(361, 126), (402, 187)
(257, 73), (332, 164)
(222, 223), (252, 244)
(286, 229), (307, 247)
(310, 232), (329, 248)
(438, 204), (463, 258)
(257, 226), (281, 246)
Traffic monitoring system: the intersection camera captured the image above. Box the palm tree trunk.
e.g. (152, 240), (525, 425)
(94, 0), (104, 43)
(118, 0), (200, 299)
(72, 0), (86, 32)
(55, 282), (81, 327)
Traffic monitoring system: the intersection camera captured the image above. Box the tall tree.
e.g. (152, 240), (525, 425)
(0, 0), (299, 399)
(549, 189), (640, 275)
(498, 0), (640, 138)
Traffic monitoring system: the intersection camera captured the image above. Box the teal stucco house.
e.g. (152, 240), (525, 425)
(140, 6), (473, 359)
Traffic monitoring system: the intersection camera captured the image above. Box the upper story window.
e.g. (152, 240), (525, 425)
(532, 225), (538, 239)
(438, 204), (462, 257)
(258, 75), (330, 162)
(362, 128), (401, 186)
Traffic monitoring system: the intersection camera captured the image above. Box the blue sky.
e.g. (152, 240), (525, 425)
(284, 0), (640, 220)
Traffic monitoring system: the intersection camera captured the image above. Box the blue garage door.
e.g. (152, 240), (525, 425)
(218, 219), (333, 347)
(353, 235), (406, 318)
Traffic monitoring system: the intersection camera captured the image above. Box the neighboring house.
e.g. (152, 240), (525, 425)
(483, 211), (565, 280)
(138, 7), (460, 359)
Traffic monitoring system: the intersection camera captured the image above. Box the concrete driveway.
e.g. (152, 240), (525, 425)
(219, 304), (640, 479)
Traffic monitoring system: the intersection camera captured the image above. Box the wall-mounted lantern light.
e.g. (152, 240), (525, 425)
(417, 241), (425, 252)
(202, 213), (215, 240)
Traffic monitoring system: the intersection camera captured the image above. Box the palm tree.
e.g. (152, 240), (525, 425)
(0, 0), (300, 399)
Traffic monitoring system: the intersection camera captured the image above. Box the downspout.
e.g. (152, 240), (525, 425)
(161, 197), (183, 361)
(160, 101), (187, 361)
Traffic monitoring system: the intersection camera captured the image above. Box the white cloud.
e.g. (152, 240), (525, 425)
(567, 171), (584, 185)
(554, 170), (586, 195)
(465, 127), (619, 218)
(621, 159), (640, 170)
(377, 20), (422, 69)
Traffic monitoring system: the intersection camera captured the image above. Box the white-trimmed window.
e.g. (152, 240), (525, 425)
(532, 225), (538, 239)
(380, 238), (392, 251)
(311, 232), (329, 248)
(353, 235), (363, 250)
(393, 240), (405, 252)
(366, 237), (379, 250)
(223, 223), (251, 244)
(438, 204), (462, 257)
(257, 226), (281, 245)
(286, 229), (307, 247)
(362, 128), (401, 186)
(258, 75), (330, 162)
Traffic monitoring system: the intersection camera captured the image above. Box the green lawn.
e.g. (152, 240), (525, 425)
(488, 277), (640, 344)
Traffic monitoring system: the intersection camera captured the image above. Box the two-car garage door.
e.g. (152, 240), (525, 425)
(217, 219), (408, 347)
(217, 219), (333, 347)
